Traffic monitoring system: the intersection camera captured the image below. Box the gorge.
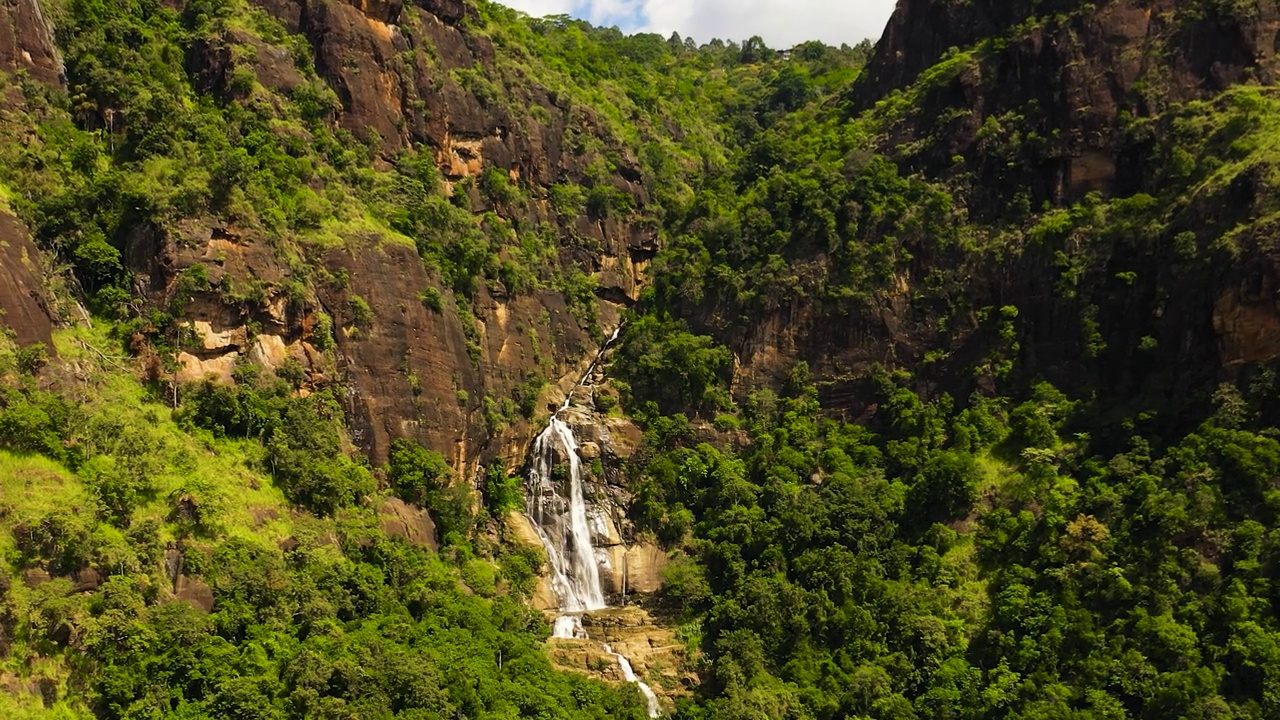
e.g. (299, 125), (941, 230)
(4, 0), (1280, 718)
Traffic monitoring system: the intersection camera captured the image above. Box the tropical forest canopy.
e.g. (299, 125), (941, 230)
(2, 1), (1280, 719)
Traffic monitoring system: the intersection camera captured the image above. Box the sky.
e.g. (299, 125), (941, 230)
(495, 0), (899, 49)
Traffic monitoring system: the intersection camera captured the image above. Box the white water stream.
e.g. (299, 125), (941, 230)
(524, 328), (660, 716)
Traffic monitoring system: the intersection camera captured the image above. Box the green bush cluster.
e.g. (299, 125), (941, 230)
(178, 379), (374, 516)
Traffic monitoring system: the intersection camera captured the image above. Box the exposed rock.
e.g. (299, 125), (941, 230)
(164, 547), (184, 584)
(378, 497), (439, 551)
(0, 0), (63, 88)
(0, 212), (54, 349)
(505, 509), (543, 548)
(187, 28), (306, 100)
(1213, 273), (1280, 366)
(854, 0), (1280, 206)
(603, 543), (667, 596)
(247, 333), (300, 370)
(191, 320), (245, 352)
(0, 673), (47, 709)
(174, 575), (215, 613)
(548, 606), (695, 707)
(602, 417), (642, 460)
(20, 568), (49, 588)
(343, 0), (403, 25)
(419, 0), (466, 24)
(71, 567), (103, 592)
(176, 350), (240, 383)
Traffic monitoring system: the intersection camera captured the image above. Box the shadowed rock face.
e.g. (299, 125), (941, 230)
(0, 0), (62, 88)
(667, 0), (1280, 433)
(0, 212), (54, 348)
(0, 1), (60, 349)
(854, 0), (1280, 204)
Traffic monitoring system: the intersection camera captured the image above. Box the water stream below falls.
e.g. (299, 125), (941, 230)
(524, 329), (661, 717)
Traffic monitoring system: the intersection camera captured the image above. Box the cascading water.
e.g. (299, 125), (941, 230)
(605, 643), (662, 718)
(524, 327), (661, 716)
(526, 413), (607, 637)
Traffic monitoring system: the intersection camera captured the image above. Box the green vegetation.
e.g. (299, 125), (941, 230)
(619, 355), (1280, 718)
(7, 0), (1280, 718)
(0, 327), (651, 719)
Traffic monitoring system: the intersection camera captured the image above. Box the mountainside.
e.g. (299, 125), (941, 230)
(4, 0), (1280, 718)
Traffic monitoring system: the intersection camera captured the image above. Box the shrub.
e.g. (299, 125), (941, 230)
(483, 460), (522, 517)
(15, 343), (49, 375)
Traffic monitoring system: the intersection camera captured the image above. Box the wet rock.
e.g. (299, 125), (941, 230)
(548, 606), (696, 707)
(604, 543), (668, 596)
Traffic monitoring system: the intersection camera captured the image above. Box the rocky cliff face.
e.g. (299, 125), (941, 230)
(0, 0), (62, 89)
(856, 0), (1280, 204)
(708, 0), (1280, 430)
(0, 0), (60, 347)
(0, 211), (54, 348)
(113, 0), (662, 468)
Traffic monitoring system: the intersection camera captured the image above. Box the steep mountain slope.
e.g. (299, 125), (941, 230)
(5, 0), (1280, 718)
(644, 0), (1280, 441)
(608, 1), (1280, 718)
(0, 1), (847, 715)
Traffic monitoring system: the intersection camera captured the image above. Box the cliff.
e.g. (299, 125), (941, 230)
(14, 0), (668, 469)
(0, 210), (54, 348)
(649, 0), (1280, 439)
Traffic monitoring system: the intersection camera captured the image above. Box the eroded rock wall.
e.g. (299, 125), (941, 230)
(119, 0), (661, 469)
(0, 0), (62, 88)
(0, 211), (54, 348)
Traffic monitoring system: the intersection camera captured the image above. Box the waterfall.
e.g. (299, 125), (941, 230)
(524, 327), (661, 716)
(605, 643), (662, 718)
(526, 415), (607, 624)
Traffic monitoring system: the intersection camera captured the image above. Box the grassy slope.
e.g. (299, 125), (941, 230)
(0, 325), (296, 714)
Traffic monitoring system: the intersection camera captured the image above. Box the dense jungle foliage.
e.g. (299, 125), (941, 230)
(4, 0), (1280, 719)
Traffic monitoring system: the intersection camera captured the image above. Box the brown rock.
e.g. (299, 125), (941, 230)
(603, 417), (643, 459)
(343, 0), (403, 24)
(0, 212), (54, 349)
(187, 29), (306, 100)
(71, 567), (103, 592)
(0, 0), (63, 88)
(176, 351), (240, 384)
(20, 568), (50, 588)
(174, 575), (215, 613)
(550, 606), (695, 706)
(378, 497), (439, 551)
(1214, 276), (1280, 365)
(299, 0), (408, 149)
(604, 543), (667, 596)
(420, 0), (466, 24)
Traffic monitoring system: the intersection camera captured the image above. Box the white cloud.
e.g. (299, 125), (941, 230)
(497, 0), (898, 48)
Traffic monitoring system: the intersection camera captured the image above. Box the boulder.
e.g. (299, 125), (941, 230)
(378, 497), (439, 551)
